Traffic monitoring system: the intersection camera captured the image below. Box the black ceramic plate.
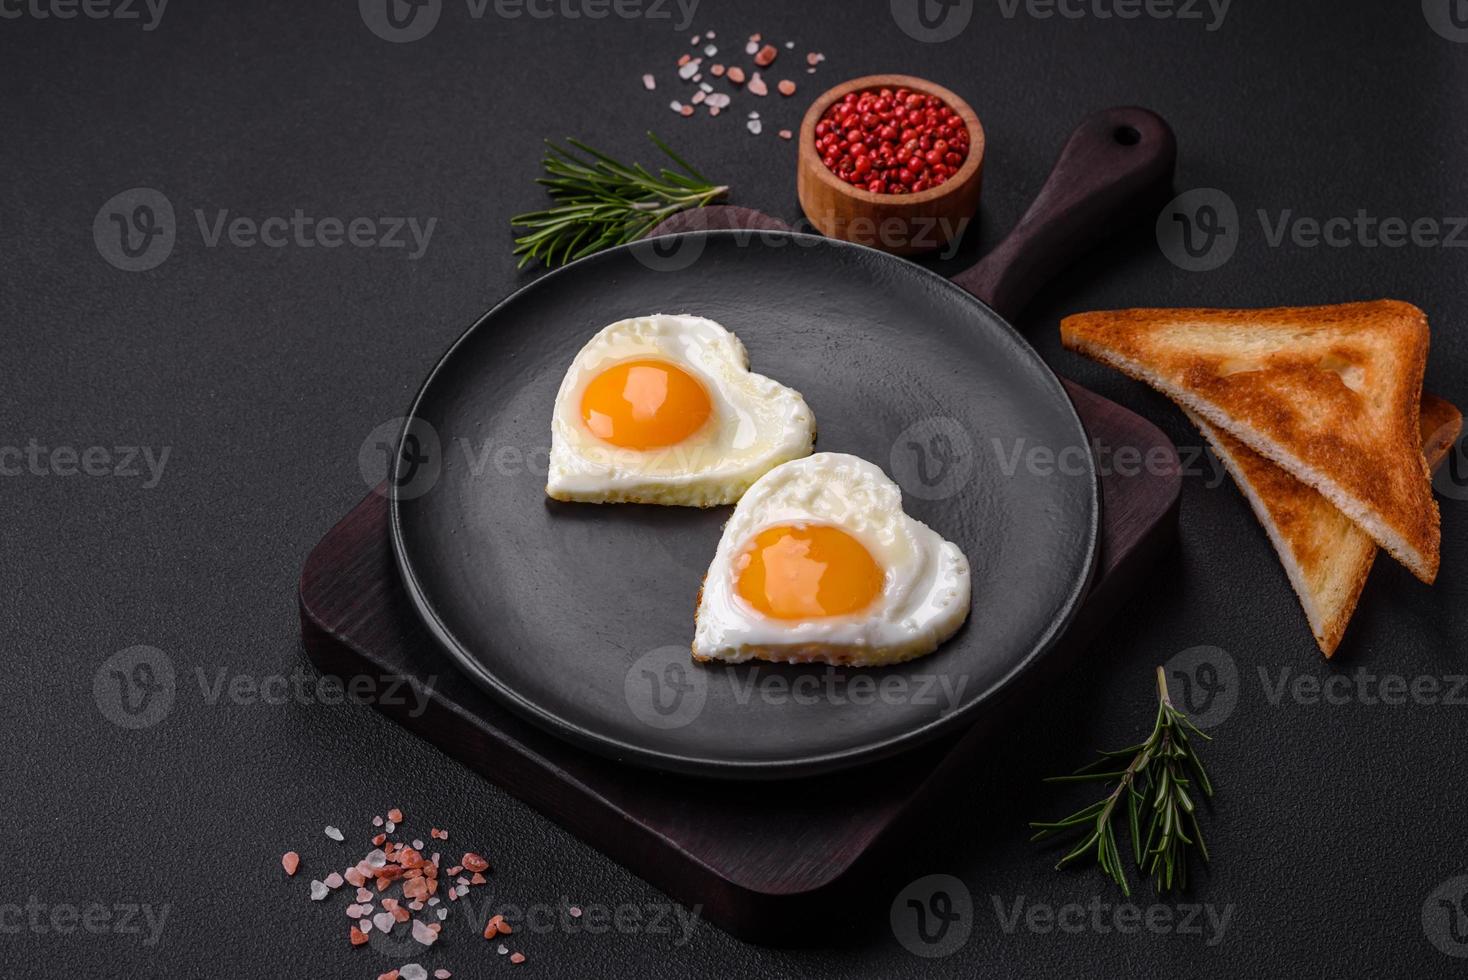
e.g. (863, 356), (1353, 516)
(391, 231), (1097, 779)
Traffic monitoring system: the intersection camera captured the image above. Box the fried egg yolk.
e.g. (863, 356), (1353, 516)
(580, 358), (713, 450)
(734, 523), (884, 620)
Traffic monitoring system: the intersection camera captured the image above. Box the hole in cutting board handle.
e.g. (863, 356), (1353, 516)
(1113, 125), (1142, 146)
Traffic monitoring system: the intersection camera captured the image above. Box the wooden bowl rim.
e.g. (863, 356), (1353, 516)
(798, 73), (986, 208)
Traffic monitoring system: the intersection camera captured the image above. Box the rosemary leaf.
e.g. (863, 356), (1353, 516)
(510, 132), (729, 269)
(1029, 666), (1216, 895)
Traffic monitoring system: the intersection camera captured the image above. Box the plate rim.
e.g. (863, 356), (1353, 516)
(389, 229), (1099, 779)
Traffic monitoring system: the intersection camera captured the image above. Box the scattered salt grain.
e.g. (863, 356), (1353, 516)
(708, 106), (721, 116)
(726, 66), (746, 84)
(373, 816), (384, 827)
(324, 872), (344, 889)
(748, 111), (760, 119)
(281, 852), (300, 876)
(412, 839), (425, 850)
(497, 944), (509, 955)
(778, 79), (797, 96)
(754, 44), (778, 66)
(510, 953), (527, 965)
(366, 849), (388, 870)
(356, 887), (373, 903)
(569, 906), (583, 918)
(807, 52), (826, 66)
(745, 40), (758, 55)
(359, 918), (373, 934)
(400, 967), (428, 980)
(785, 40), (795, 48)
(324, 826), (344, 842)
(435, 972), (452, 980)
(310, 880), (329, 901)
(437, 908), (448, 921)
(710, 64), (725, 77)
(678, 59), (700, 80)
(779, 130), (793, 140)
(704, 44), (717, 56)
(699, 81), (713, 92)
(706, 93), (730, 108)
(747, 119), (763, 135)
(412, 919), (438, 946)
(385, 820), (396, 834)
(374, 911), (396, 933)
(748, 73), (768, 97)
(427, 897), (440, 906)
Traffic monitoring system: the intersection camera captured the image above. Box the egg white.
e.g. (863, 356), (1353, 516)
(692, 452), (971, 667)
(546, 314), (816, 506)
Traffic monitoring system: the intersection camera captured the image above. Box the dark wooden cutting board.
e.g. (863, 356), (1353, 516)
(299, 110), (1183, 942)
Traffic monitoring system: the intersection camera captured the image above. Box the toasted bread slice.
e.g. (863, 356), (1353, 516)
(1191, 394), (1459, 656)
(1061, 301), (1439, 581)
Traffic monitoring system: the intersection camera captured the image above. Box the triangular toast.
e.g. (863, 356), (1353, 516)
(1061, 301), (1440, 581)
(1190, 394), (1460, 657)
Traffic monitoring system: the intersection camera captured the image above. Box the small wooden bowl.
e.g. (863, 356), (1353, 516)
(798, 74), (985, 256)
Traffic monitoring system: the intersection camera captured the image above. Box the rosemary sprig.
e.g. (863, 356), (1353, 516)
(1030, 666), (1214, 897)
(510, 132), (729, 269)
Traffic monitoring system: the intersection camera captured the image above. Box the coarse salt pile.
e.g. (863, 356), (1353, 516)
(283, 806), (529, 977)
(648, 29), (826, 137)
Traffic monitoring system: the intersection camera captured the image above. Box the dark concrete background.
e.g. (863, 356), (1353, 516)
(4, 0), (1467, 975)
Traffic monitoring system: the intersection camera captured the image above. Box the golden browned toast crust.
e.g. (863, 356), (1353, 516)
(1062, 301), (1440, 582)
(1194, 395), (1459, 657)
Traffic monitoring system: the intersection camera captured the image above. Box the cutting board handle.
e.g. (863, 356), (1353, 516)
(950, 106), (1176, 322)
